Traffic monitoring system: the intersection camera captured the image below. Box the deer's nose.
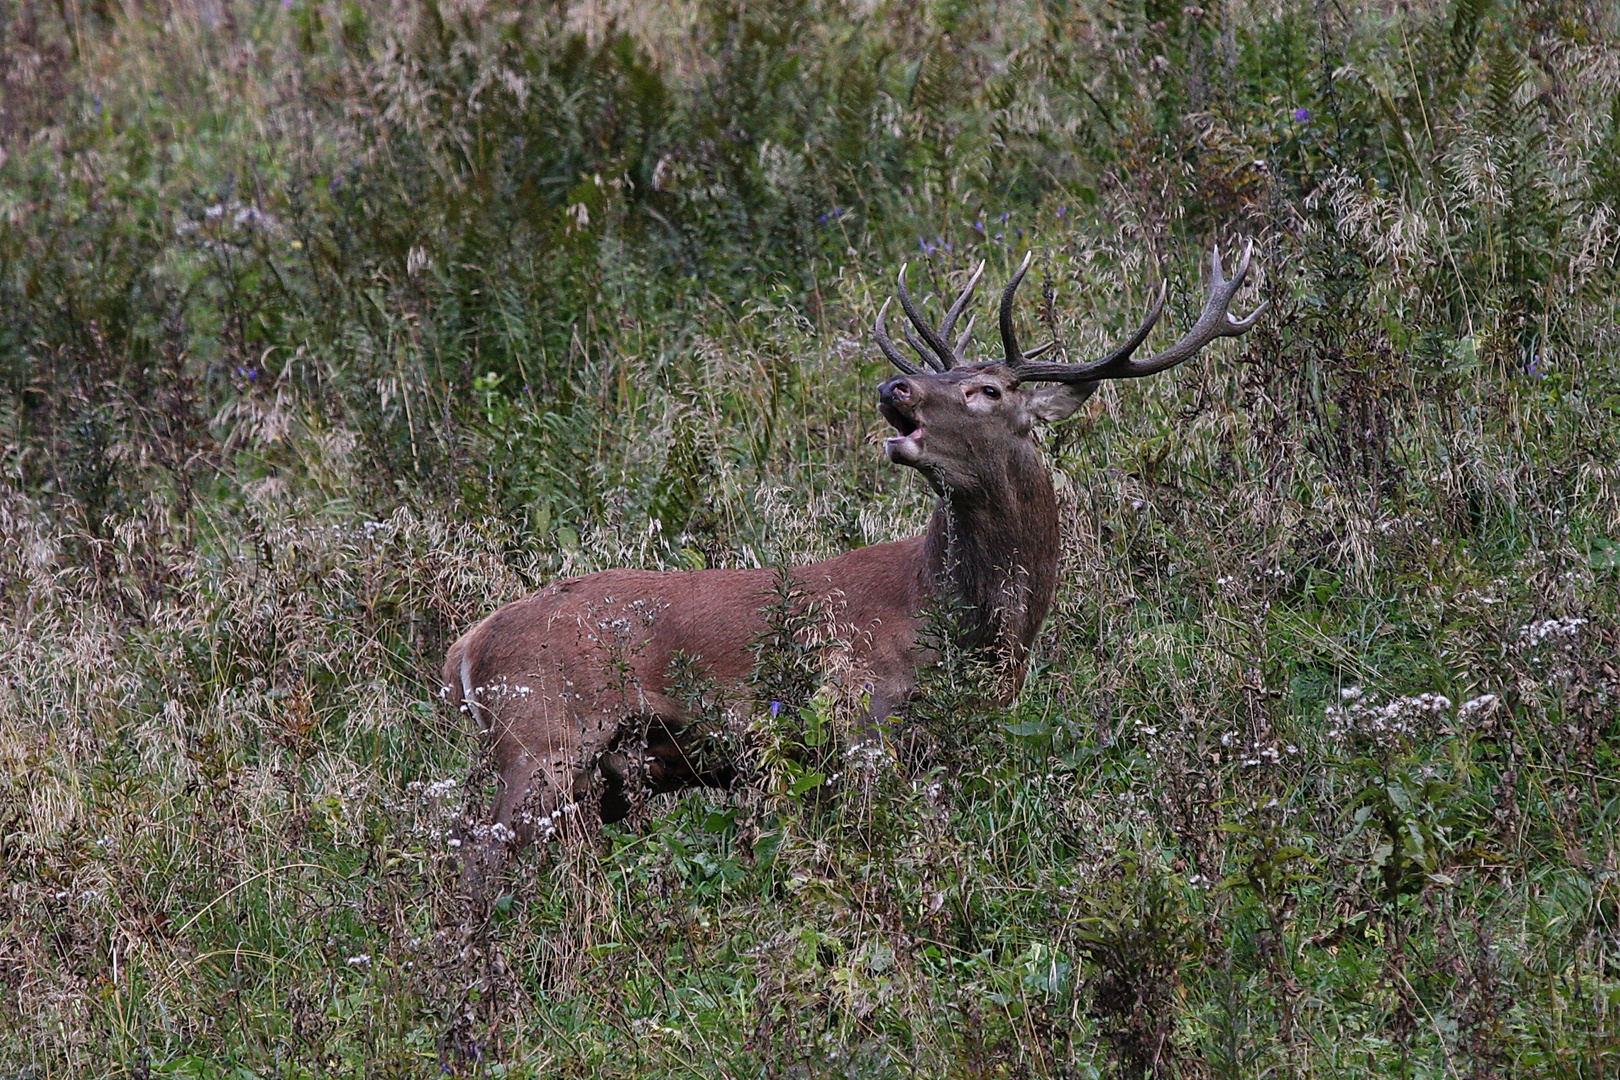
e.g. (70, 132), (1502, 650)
(879, 378), (913, 407)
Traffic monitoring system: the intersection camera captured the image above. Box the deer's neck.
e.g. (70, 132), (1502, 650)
(921, 444), (1061, 673)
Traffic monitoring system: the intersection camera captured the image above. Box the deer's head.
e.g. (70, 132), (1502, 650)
(875, 246), (1264, 497)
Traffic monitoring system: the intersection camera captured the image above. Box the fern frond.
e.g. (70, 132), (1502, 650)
(1448, 0), (1492, 80)
(910, 36), (959, 117)
(1484, 38), (1526, 136)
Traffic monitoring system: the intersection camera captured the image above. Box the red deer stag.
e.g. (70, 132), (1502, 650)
(444, 244), (1262, 880)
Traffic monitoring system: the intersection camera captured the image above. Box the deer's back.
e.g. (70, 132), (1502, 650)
(443, 536), (931, 730)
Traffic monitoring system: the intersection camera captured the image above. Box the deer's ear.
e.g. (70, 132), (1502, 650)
(1025, 382), (1098, 424)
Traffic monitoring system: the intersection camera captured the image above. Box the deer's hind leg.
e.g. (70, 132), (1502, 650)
(498, 695), (639, 836)
(461, 744), (577, 903)
(492, 749), (579, 846)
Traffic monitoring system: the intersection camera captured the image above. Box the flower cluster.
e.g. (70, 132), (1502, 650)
(175, 201), (282, 246)
(1516, 616), (1587, 651)
(1456, 693), (1500, 723)
(421, 777), (458, 801)
(1218, 729), (1298, 767)
(1326, 686), (1451, 752)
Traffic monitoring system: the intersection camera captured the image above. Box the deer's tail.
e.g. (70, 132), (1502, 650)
(440, 628), (488, 730)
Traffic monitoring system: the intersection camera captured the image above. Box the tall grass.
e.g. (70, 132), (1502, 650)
(2, 0), (1618, 1075)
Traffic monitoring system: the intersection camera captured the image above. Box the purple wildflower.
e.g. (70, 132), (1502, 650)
(770, 701), (782, 718)
(1294, 107), (1310, 122)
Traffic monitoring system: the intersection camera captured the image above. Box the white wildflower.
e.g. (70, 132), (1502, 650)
(1517, 617), (1587, 651)
(1326, 689), (1453, 751)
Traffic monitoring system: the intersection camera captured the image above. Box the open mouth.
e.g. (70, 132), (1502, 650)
(880, 401), (919, 437)
(880, 402), (924, 463)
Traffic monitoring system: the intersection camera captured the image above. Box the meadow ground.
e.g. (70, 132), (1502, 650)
(2, 0), (1618, 1075)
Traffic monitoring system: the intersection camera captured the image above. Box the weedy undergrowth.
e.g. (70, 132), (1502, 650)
(3, 0), (1620, 1076)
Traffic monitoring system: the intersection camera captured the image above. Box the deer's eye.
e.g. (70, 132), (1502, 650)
(981, 386), (1000, 399)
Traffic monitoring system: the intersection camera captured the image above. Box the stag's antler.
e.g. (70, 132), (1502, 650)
(1008, 241), (1265, 384)
(875, 253), (1125, 377)
(996, 251), (1059, 368)
(875, 261), (987, 373)
(878, 243), (1263, 379)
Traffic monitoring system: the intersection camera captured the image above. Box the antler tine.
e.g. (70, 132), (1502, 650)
(999, 251), (1036, 367)
(953, 313), (977, 363)
(1014, 240), (1265, 385)
(895, 265), (954, 371)
(877, 261), (996, 372)
(1083, 281), (1168, 370)
(874, 298), (925, 376)
(1221, 242), (1266, 334)
(902, 325), (946, 372)
(938, 261), (986, 364)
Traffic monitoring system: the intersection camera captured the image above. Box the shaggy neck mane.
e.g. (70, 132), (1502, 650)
(920, 440), (1061, 667)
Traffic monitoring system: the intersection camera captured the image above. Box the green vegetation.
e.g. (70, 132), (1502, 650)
(3, 0), (1618, 1074)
